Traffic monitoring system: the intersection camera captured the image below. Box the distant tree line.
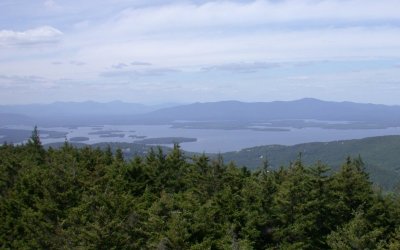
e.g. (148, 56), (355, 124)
(1, 127), (400, 249)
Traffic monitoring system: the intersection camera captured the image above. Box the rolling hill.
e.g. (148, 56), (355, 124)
(222, 135), (400, 190)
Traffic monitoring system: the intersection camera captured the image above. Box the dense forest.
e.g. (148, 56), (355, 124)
(1, 128), (400, 249)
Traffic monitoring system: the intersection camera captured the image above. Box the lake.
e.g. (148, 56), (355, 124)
(4, 124), (400, 153)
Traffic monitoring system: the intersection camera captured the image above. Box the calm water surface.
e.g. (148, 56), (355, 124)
(23, 125), (400, 153)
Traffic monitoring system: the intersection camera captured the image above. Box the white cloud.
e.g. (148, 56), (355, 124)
(202, 62), (281, 73)
(107, 0), (400, 34)
(2, 0), (400, 104)
(57, 0), (399, 71)
(0, 26), (62, 47)
(72, 26), (400, 70)
(101, 67), (179, 78)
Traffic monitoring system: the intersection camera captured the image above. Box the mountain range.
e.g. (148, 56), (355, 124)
(2, 98), (400, 129)
(141, 98), (400, 122)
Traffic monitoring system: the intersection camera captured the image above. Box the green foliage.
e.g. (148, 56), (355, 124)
(327, 211), (385, 249)
(222, 135), (400, 190)
(1, 130), (400, 248)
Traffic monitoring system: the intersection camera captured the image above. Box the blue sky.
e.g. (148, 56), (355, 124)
(1, 0), (400, 104)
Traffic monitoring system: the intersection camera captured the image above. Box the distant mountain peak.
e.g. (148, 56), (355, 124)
(295, 97), (324, 103)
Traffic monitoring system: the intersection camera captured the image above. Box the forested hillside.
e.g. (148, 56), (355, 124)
(1, 129), (400, 249)
(222, 135), (400, 190)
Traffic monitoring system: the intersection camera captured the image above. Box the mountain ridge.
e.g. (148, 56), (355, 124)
(2, 98), (400, 128)
(136, 98), (400, 128)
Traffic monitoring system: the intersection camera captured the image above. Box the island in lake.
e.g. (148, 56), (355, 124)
(134, 137), (197, 145)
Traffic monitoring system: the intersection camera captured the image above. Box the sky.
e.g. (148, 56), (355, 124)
(1, 0), (400, 105)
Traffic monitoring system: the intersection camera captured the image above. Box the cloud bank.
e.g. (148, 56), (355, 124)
(1, 0), (400, 104)
(0, 26), (62, 47)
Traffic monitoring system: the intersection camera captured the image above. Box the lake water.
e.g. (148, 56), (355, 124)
(12, 125), (400, 153)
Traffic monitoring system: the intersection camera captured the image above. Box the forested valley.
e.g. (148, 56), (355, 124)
(1, 129), (400, 249)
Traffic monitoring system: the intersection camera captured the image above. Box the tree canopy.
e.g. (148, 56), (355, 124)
(1, 130), (400, 249)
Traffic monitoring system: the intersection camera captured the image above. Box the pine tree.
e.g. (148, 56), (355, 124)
(115, 148), (124, 163)
(330, 157), (373, 226)
(26, 126), (46, 164)
(327, 210), (384, 249)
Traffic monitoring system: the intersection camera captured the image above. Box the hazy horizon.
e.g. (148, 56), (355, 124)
(1, 97), (400, 107)
(1, 0), (400, 105)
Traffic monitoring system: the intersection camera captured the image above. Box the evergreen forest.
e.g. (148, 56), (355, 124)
(1, 128), (400, 249)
